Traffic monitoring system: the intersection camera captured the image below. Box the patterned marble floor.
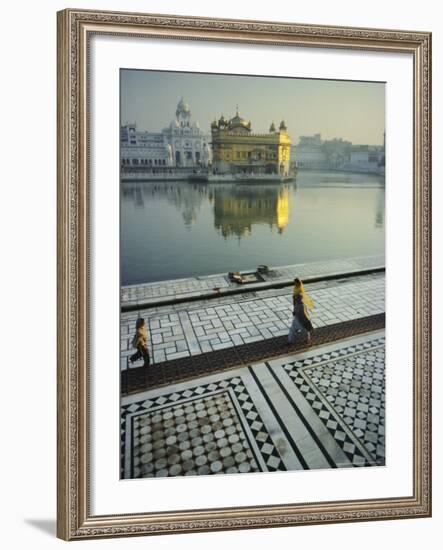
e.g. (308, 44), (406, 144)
(121, 330), (385, 479)
(121, 272), (385, 369)
(121, 254), (384, 307)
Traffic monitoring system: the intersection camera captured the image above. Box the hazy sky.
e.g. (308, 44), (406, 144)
(121, 69), (385, 146)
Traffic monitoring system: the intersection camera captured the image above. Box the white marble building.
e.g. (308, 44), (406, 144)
(293, 133), (385, 175)
(162, 98), (211, 168)
(121, 124), (171, 169)
(121, 99), (211, 174)
(292, 134), (326, 169)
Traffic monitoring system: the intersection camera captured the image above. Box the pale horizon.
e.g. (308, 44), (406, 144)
(121, 69), (385, 147)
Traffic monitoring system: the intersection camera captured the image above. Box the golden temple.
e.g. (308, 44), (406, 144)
(211, 109), (291, 177)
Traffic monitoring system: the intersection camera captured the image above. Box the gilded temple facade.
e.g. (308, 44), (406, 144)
(211, 111), (292, 176)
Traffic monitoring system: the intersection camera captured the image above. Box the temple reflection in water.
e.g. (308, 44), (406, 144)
(122, 181), (291, 237)
(122, 181), (208, 228)
(213, 185), (290, 238)
(121, 173), (385, 285)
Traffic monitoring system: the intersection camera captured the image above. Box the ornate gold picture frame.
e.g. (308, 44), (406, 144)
(57, 8), (431, 540)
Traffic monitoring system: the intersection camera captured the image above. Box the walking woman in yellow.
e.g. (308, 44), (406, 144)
(288, 277), (314, 344)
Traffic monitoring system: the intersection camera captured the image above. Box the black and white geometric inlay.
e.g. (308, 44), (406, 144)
(121, 377), (285, 478)
(284, 336), (385, 467)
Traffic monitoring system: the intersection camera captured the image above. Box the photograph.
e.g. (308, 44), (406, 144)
(119, 69), (386, 480)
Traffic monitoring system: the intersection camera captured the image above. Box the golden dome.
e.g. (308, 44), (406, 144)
(228, 109), (251, 132)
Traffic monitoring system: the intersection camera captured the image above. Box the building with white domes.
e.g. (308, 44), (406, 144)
(121, 98), (211, 180)
(162, 98), (211, 168)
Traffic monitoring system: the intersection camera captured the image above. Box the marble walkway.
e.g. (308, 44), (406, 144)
(121, 254), (385, 308)
(121, 330), (386, 478)
(121, 272), (384, 370)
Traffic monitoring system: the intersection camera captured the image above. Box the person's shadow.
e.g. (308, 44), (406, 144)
(24, 519), (56, 537)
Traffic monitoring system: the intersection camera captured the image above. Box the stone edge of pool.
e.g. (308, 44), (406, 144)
(120, 256), (385, 312)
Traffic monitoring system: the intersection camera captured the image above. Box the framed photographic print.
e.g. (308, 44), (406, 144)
(57, 8), (432, 540)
